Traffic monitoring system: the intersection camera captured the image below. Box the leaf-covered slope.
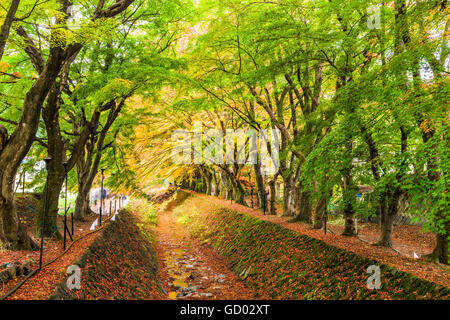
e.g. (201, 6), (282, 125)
(51, 207), (163, 300)
(177, 195), (450, 300)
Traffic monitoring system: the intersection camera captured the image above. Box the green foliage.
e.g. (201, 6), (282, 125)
(1, 0), (448, 257)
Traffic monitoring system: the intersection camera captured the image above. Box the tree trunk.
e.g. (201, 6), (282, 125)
(36, 83), (67, 238)
(282, 175), (296, 217)
(199, 167), (212, 195)
(342, 206), (357, 236)
(0, 0), (20, 61)
(276, 183), (282, 201)
(0, 44), (66, 250)
(297, 191), (312, 222)
(269, 178), (276, 215)
(293, 183), (312, 223)
(294, 185), (300, 210)
(378, 205), (394, 246)
(432, 231), (449, 265)
(0, 187), (37, 250)
(74, 130), (95, 221)
(212, 171), (220, 196)
(340, 134), (357, 236)
(313, 197), (326, 229)
(341, 173), (357, 236)
(74, 148), (102, 221)
(206, 176), (212, 195)
(73, 100), (123, 221)
(253, 163), (265, 209)
(219, 169), (232, 200)
(378, 187), (402, 246)
(74, 183), (92, 221)
(421, 131), (449, 264)
(36, 167), (64, 239)
(74, 147), (95, 221)
(201, 177), (207, 193)
(230, 178), (247, 206)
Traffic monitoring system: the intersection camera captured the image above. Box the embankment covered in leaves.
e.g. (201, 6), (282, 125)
(176, 193), (450, 300)
(51, 203), (163, 300)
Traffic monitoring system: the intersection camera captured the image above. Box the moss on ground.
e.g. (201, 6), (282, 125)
(176, 193), (450, 300)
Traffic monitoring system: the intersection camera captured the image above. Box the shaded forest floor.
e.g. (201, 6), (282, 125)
(260, 197), (435, 260)
(190, 191), (449, 289)
(1, 194), (98, 267)
(0, 194), (114, 299)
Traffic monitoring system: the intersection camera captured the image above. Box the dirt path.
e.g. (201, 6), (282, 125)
(155, 201), (254, 300)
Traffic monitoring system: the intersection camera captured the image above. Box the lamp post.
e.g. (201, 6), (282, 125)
(100, 168), (105, 226)
(71, 193), (74, 236)
(62, 161), (73, 248)
(324, 171), (330, 235)
(63, 162), (68, 249)
(39, 158), (51, 270)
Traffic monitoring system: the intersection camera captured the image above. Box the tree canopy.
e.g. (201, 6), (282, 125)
(0, 0), (448, 266)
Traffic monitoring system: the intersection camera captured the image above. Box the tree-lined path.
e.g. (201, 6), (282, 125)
(0, 0), (448, 301)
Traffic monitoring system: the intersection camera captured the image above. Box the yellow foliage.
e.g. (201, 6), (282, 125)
(420, 119), (434, 133)
(174, 248), (185, 256)
(173, 279), (188, 288)
(0, 62), (10, 73)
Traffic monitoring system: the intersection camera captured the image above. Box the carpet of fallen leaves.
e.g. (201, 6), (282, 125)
(181, 191), (449, 300)
(193, 191), (449, 289)
(3, 233), (99, 300)
(1, 195), (115, 299)
(0, 194), (103, 267)
(255, 196), (436, 259)
(3, 192), (448, 300)
(53, 202), (163, 300)
(156, 192), (254, 300)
